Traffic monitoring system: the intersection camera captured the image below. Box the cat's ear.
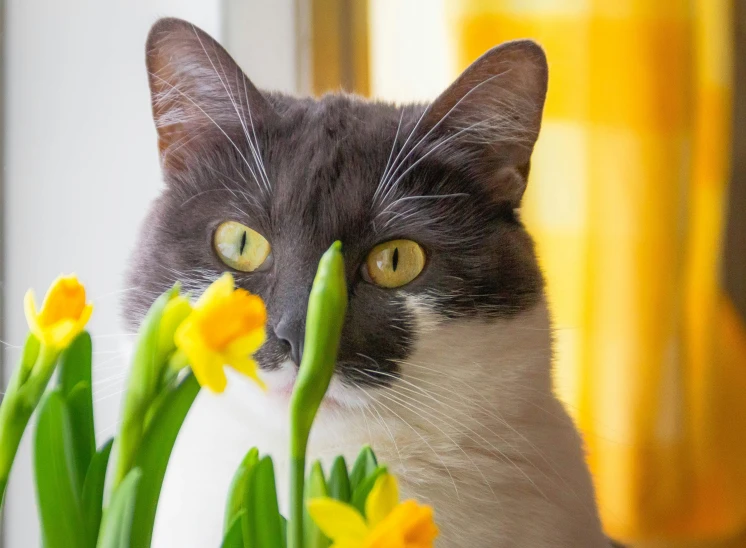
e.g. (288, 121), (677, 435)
(423, 40), (548, 206)
(145, 18), (278, 171)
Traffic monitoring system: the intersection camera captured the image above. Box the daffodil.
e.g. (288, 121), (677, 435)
(1, 276), (93, 508)
(174, 273), (266, 393)
(308, 473), (439, 548)
(24, 274), (93, 349)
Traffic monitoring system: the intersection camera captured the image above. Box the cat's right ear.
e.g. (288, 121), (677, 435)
(420, 41), (548, 206)
(145, 18), (278, 171)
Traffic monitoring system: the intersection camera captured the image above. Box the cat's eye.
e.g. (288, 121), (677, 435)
(213, 221), (271, 272)
(364, 240), (426, 288)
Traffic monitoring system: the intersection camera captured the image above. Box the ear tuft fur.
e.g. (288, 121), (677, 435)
(421, 40), (548, 205)
(145, 18), (278, 171)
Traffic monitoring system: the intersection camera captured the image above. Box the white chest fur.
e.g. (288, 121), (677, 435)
(153, 299), (610, 547)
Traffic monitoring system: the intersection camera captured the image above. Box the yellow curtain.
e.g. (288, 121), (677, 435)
(447, 0), (746, 545)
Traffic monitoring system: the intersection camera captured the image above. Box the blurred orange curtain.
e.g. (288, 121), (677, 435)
(446, 0), (746, 544)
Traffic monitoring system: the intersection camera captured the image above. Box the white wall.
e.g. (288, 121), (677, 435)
(1, 2), (221, 546)
(224, 0), (300, 93)
(1, 1), (299, 544)
(369, 0), (455, 102)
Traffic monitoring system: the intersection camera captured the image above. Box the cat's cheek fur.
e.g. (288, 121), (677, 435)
(151, 297), (609, 548)
(373, 296), (611, 547)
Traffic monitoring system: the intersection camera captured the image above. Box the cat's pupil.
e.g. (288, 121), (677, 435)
(239, 231), (247, 254)
(392, 247), (399, 271)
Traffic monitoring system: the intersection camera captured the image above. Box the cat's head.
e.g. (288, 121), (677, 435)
(124, 18), (548, 403)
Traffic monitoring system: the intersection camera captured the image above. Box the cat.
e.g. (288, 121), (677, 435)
(123, 17), (611, 548)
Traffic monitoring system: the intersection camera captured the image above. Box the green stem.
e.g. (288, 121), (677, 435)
(0, 339), (58, 510)
(288, 452), (306, 548)
(288, 242), (348, 548)
(113, 288), (178, 489)
(128, 373), (200, 548)
(0, 393), (32, 509)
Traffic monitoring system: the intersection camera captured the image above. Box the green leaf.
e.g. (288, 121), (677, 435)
(327, 456), (351, 502)
(66, 384), (94, 489)
(82, 439), (114, 547)
(221, 512), (245, 548)
(96, 468), (142, 548)
(351, 465), (387, 516)
(142, 374), (178, 431)
(224, 448), (259, 533)
(280, 515), (288, 548)
(243, 456), (283, 548)
(128, 373), (200, 548)
(349, 446), (377, 492)
(34, 390), (86, 548)
(57, 332), (95, 487)
(304, 461), (329, 548)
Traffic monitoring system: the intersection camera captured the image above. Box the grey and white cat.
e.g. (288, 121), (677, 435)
(123, 18), (610, 548)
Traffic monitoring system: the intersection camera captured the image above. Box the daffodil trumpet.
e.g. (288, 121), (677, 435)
(0, 275), (92, 509)
(308, 473), (438, 548)
(288, 241), (349, 548)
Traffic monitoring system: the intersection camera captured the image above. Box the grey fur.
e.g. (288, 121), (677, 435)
(124, 18), (548, 387)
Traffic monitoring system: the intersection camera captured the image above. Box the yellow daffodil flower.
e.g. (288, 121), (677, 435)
(24, 274), (93, 349)
(174, 273), (266, 393)
(308, 473), (439, 548)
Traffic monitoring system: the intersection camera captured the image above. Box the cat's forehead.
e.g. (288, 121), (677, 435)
(265, 96), (421, 223)
(273, 93), (413, 143)
(271, 95), (415, 179)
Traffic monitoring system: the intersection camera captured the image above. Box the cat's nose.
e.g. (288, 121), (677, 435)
(274, 316), (305, 366)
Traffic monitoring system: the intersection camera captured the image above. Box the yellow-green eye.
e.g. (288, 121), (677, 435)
(365, 239), (426, 288)
(214, 221), (271, 272)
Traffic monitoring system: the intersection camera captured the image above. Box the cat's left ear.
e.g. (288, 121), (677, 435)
(423, 41), (548, 206)
(145, 18), (279, 172)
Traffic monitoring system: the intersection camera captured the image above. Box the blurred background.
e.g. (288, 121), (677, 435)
(0, 1), (744, 547)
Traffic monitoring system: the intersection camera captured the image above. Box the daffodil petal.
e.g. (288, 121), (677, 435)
(308, 498), (368, 542)
(191, 352), (228, 393)
(194, 272), (234, 308)
(24, 290), (43, 341)
(176, 321), (228, 393)
(38, 275), (87, 325)
(226, 355), (266, 390)
(46, 319), (78, 348)
(331, 542), (365, 548)
(406, 505), (439, 544)
(366, 473), (399, 527)
(226, 329), (266, 357)
(367, 533), (406, 548)
(76, 304), (94, 333)
(385, 501), (438, 546)
(47, 302), (92, 348)
(40, 274), (73, 309)
(173, 316), (194, 350)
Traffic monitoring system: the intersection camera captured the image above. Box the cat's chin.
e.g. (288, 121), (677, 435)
(260, 360), (370, 411)
(261, 362), (297, 398)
